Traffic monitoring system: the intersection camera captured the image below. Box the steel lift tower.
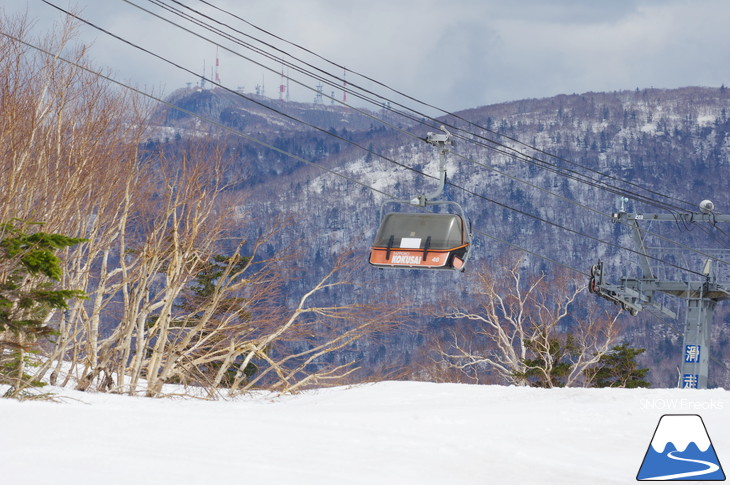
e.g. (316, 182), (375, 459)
(590, 200), (730, 389)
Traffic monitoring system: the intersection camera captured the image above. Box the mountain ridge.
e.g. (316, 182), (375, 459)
(151, 85), (730, 387)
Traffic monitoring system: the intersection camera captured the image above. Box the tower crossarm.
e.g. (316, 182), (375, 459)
(591, 278), (677, 319)
(594, 202), (730, 388)
(647, 281), (730, 300)
(611, 211), (730, 223)
(611, 209), (730, 281)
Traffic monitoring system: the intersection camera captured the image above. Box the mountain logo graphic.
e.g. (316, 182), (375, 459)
(637, 414), (725, 481)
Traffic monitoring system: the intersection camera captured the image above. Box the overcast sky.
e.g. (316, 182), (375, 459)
(4, 0), (730, 112)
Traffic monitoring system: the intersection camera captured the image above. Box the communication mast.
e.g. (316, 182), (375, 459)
(279, 66), (286, 101)
(314, 83), (324, 105)
(255, 75), (265, 98)
(200, 59), (206, 89)
(590, 201), (730, 389)
(214, 47), (221, 84)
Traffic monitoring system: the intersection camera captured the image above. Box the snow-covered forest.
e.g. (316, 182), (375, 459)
(2, 9), (730, 484)
(3, 11), (730, 400)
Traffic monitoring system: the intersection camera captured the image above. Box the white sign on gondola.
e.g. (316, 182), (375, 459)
(400, 238), (421, 249)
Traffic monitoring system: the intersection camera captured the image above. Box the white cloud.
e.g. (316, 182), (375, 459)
(3, 0), (730, 110)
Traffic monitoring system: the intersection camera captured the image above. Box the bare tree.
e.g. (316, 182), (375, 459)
(1, 14), (405, 399)
(0, 14), (150, 389)
(437, 255), (620, 387)
(228, 251), (405, 396)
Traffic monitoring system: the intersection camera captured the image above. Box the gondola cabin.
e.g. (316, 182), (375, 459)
(369, 212), (470, 270)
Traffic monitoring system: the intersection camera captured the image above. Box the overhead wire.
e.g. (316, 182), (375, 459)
(140, 0), (694, 215)
(136, 0), (456, 149)
(189, 0), (698, 213)
(445, 129), (685, 212)
(132, 0), (712, 225)
(440, 179), (708, 277)
(38, 0), (723, 277)
(444, 116), (696, 212)
(124, 0), (724, 249)
(134, 0), (730, 269)
(38, 0), (438, 186)
(0, 26), (593, 278)
(193, 0), (730, 262)
(448, 145), (730, 269)
(175, 2), (730, 256)
(26, 2), (725, 277)
(0, 29), (395, 201)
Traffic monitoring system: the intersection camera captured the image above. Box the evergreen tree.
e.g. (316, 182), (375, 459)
(586, 344), (650, 388)
(514, 334), (581, 388)
(172, 254), (258, 387)
(0, 220), (86, 398)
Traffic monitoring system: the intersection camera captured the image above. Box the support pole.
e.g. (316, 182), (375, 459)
(593, 208), (730, 389)
(679, 290), (716, 388)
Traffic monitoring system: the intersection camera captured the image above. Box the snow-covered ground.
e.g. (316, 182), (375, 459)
(1, 381), (727, 484)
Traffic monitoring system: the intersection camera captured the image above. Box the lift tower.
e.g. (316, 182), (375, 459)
(590, 201), (730, 389)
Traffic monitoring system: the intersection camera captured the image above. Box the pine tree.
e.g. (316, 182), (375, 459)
(0, 220), (86, 398)
(513, 334), (580, 388)
(170, 254), (258, 387)
(586, 344), (650, 388)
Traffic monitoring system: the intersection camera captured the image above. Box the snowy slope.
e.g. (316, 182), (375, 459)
(1, 382), (728, 484)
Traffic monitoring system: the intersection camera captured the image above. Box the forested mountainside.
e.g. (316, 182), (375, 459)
(151, 86), (730, 387)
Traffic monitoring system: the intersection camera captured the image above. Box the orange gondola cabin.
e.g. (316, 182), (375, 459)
(369, 212), (470, 270)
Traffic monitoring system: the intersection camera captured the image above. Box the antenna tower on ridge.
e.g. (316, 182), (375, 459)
(214, 47), (221, 84)
(200, 59), (206, 89)
(314, 83), (324, 104)
(279, 66), (286, 101)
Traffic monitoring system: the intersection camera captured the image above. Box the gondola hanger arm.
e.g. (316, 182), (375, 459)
(412, 126), (452, 206)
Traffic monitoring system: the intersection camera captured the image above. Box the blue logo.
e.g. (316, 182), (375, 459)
(684, 345), (701, 363)
(637, 414), (725, 481)
(682, 374), (700, 389)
